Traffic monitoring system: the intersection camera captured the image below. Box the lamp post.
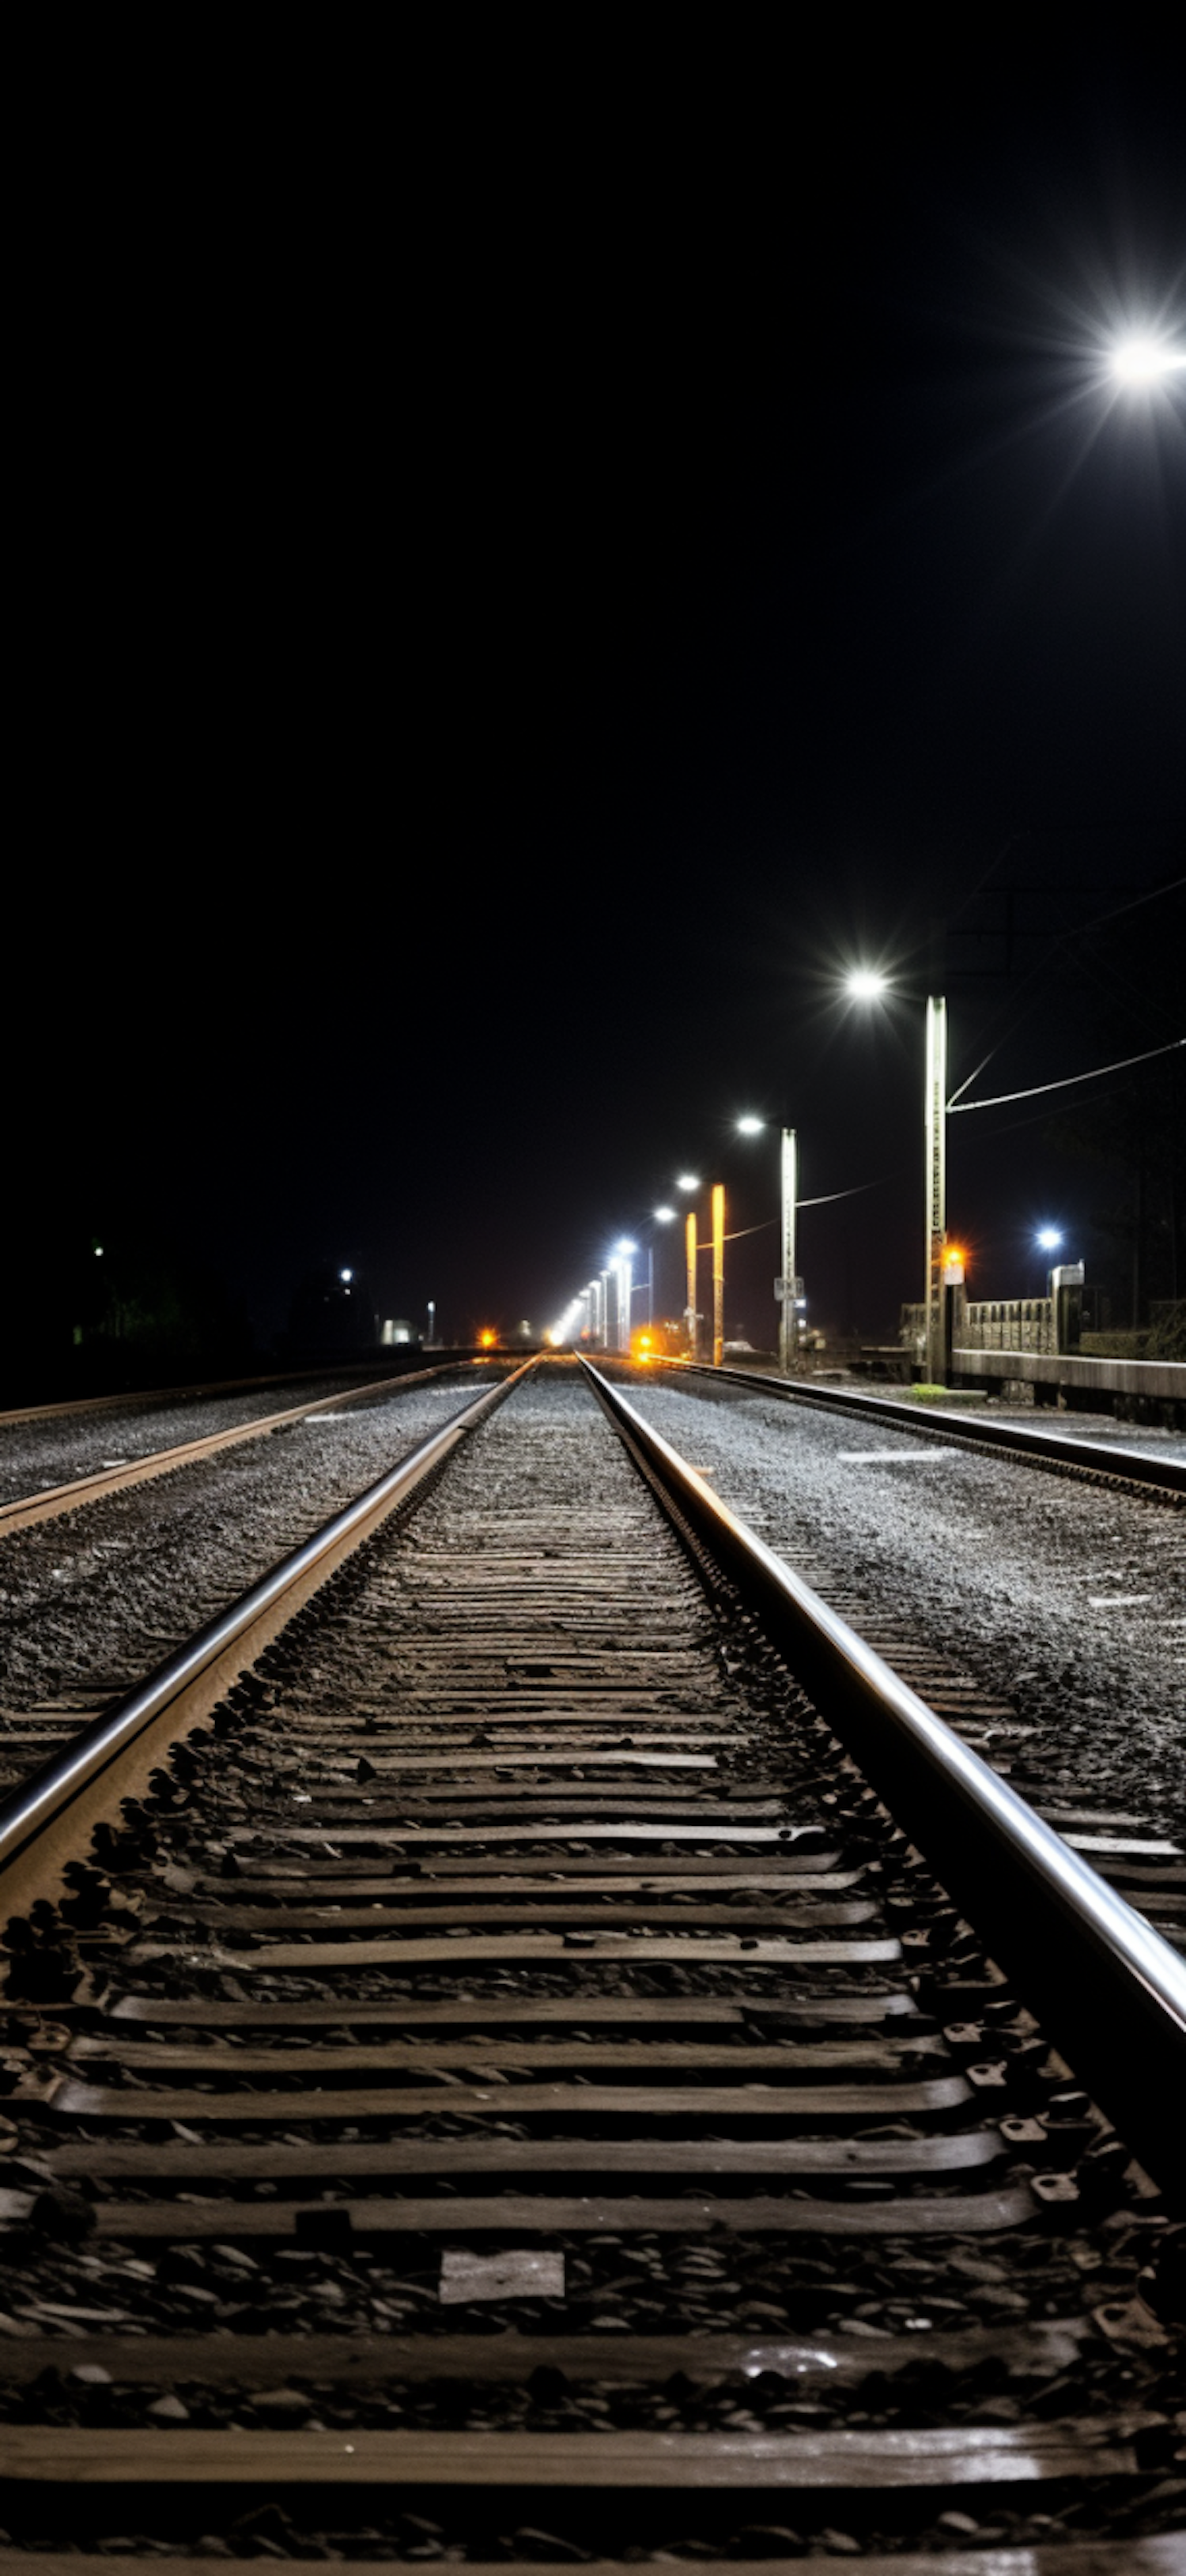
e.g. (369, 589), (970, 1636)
(677, 1174), (700, 1359)
(676, 1175), (723, 1365)
(652, 1206), (676, 1334)
(1036, 1226), (1063, 1299)
(847, 971), (949, 1386)
(613, 1240), (636, 1354)
(923, 995), (947, 1385)
(738, 1116), (799, 1375)
(712, 1183), (725, 1366)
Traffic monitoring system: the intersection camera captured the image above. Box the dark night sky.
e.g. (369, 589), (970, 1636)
(13, 43), (1185, 1363)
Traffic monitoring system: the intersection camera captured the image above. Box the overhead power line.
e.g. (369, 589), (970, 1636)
(947, 1034), (1184, 1115)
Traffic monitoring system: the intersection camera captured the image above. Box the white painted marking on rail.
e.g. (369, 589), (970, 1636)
(1086, 1595), (1153, 1609)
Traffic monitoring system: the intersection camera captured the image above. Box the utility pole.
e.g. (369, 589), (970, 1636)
(712, 1184), (725, 1367)
(685, 1213), (697, 1359)
(779, 1126), (797, 1375)
(924, 994), (947, 1383)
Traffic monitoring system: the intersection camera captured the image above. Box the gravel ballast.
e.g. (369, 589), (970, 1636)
(0, 1373), (433, 1508)
(0, 1376), (500, 1727)
(617, 1373), (1186, 1841)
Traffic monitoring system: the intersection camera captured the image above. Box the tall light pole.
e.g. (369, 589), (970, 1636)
(1036, 1225), (1063, 1299)
(712, 1184), (725, 1366)
(738, 1116), (799, 1375)
(678, 1175), (700, 1358)
(652, 1206), (676, 1333)
(780, 1126), (798, 1374)
(846, 969), (950, 1385)
(923, 995), (947, 1384)
(685, 1213), (698, 1356)
(614, 1239), (636, 1354)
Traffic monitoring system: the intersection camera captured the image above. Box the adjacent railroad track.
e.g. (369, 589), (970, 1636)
(607, 1359), (1186, 1955)
(0, 1360), (1182, 2571)
(657, 1360), (1186, 1501)
(0, 1361), (497, 1540)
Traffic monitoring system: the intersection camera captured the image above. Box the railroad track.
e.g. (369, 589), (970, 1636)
(0, 1359), (1182, 2570)
(0, 1360), (496, 1538)
(659, 1359), (1186, 1501)
(0, 1362), (515, 1828)
(612, 1360), (1186, 1950)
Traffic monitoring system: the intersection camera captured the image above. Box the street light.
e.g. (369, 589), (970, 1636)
(644, 1206), (677, 1333)
(846, 968), (949, 1384)
(613, 1239), (636, 1353)
(735, 1115), (799, 1375)
(677, 1178), (725, 1366)
(1036, 1225), (1063, 1300)
(1109, 337), (1186, 386)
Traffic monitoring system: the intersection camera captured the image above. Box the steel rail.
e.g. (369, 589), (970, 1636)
(652, 1358), (1186, 1494)
(0, 1358), (506, 1539)
(0, 1360), (534, 1891)
(580, 1358), (1186, 2205)
(0, 1351), (494, 1430)
(0, 1367), (372, 1428)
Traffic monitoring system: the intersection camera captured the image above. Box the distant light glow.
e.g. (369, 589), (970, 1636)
(677, 1174), (701, 1191)
(478, 1329), (497, 1348)
(614, 1238), (636, 1256)
(654, 1205), (676, 1223)
(1037, 1227), (1063, 1251)
(846, 970), (890, 1001)
(94, 1246), (104, 1257)
(737, 1116), (764, 1136)
(340, 1268), (353, 1283)
(1110, 336), (1186, 385)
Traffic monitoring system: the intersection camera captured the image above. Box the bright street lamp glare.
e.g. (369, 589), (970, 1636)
(615, 1238), (636, 1256)
(737, 1115), (765, 1136)
(654, 1205), (676, 1222)
(1110, 337), (1186, 385)
(1037, 1228), (1063, 1251)
(677, 1174), (701, 1191)
(846, 971), (890, 1001)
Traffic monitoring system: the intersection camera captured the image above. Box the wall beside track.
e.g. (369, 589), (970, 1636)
(950, 1345), (1186, 1416)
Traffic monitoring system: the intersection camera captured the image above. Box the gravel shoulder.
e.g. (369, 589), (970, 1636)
(620, 1372), (1186, 1842)
(0, 1377), (498, 1722)
(0, 1372), (431, 1507)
